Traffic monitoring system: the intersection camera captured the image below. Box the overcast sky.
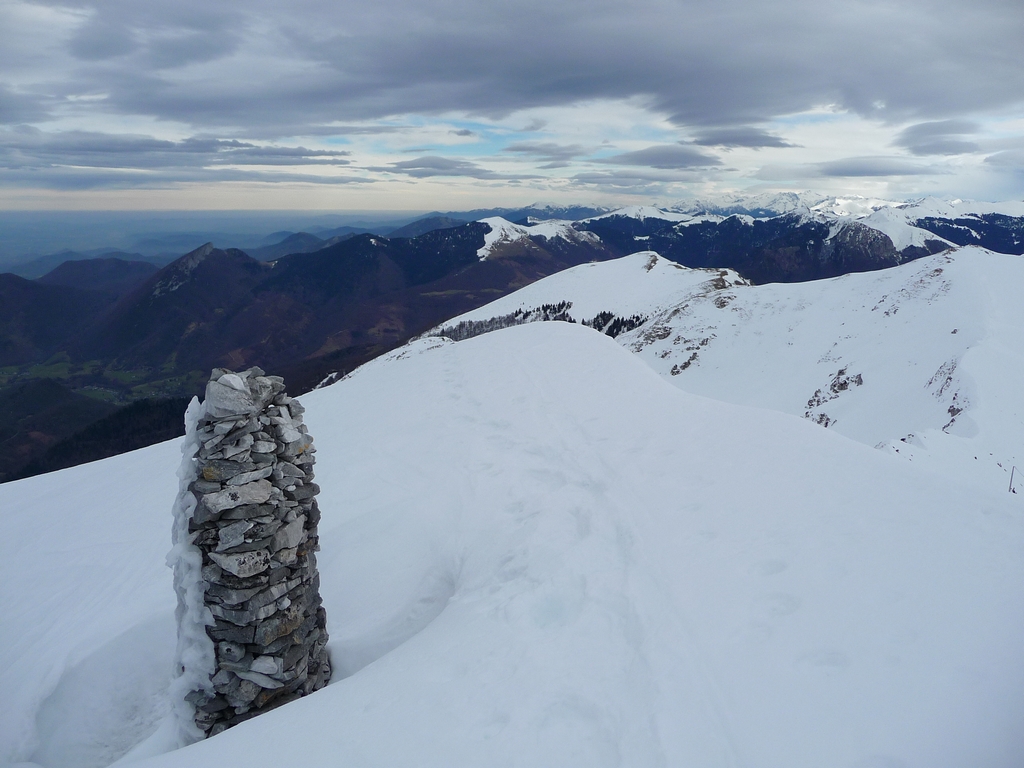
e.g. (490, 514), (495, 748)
(2, 0), (1023, 210)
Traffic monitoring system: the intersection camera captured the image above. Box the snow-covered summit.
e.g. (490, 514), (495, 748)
(475, 217), (599, 259)
(583, 205), (692, 223)
(437, 245), (1023, 496)
(669, 191), (832, 218)
(445, 251), (746, 325)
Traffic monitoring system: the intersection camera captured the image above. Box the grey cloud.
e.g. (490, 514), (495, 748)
(572, 168), (711, 187)
(68, 20), (139, 61)
(0, 164), (372, 190)
(0, 131), (351, 170)
(520, 119), (548, 132)
(895, 120), (980, 155)
(503, 142), (588, 168)
(691, 127), (796, 148)
(449, 129), (474, 136)
(4, 0), (1024, 199)
(756, 156), (945, 180)
(0, 86), (49, 125)
(816, 156), (944, 177)
(596, 144), (721, 169)
(375, 156), (503, 179)
(984, 150), (1024, 167)
(15, 0), (1022, 137)
(761, 156), (942, 180)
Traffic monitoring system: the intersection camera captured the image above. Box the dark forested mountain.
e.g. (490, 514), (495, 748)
(0, 379), (117, 482)
(0, 221), (617, 480)
(4, 197), (1023, 482)
(36, 257), (160, 298)
(11, 396), (191, 481)
(8, 249), (165, 279)
(0, 273), (116, 365)
(387, 216), (467, 239)
(575, 213), (949, 284)
(913, 214), (1024, 254)
(243, 232), (328, 261)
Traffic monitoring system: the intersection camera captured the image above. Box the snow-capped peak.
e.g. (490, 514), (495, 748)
(475, 217), (599, 259)
(583, 205), (692, 223)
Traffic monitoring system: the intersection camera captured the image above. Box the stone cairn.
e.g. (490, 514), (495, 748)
(172, 367), (330, 738)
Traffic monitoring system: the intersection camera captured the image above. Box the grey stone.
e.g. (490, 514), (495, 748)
(202, 434), (225, 451)
(271, 516), (306, 551)
(201, 563), (224, 583)
(250, 655), (284, 676)
(275, 461), (304, 479)
(226, 465), (274, 487)
(219, 534), (274, 554)
(203, 479), (273, 514)
(209, 605), (256, 626)
(218, 642), (246, 663)
(222, 434), (254, 459)
(280, 435), (314, 459)
(283, 642), (309, 671)
(191, 479), (222, 494)
(211, 668), (236, 689)
(285, 483), (318, 501)
(220, 503), (274, 520)
(205, 375), (257, 418)
(276, 422), (304, 443)
(234, 669), (284, 689)
(215, 520), (253, 552)
(218, 655), (254, 673)
(209, 548), (271, 578)
(208, 623), (255, 644)
(267, 565), (291, 584)
(250, 519), (282, 540)
(253, 603), (304, 647)
(225, 678), (261, 707)
(243, 580), (294, 612)
(201, 459), (256, 482)
(197, 695), (231, 713)
(192, 500), (222, 525)
(213, 419), (243, 435)
(207, 582), (263, 606)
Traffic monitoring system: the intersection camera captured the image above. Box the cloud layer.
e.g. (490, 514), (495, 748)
(1, 0), (1023, 204)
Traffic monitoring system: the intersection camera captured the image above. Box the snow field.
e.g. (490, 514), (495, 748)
(443, 247), (1024, 496)
(2, 321), (1022, 767)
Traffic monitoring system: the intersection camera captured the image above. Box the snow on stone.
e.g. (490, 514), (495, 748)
(2, 320), (1022, 768)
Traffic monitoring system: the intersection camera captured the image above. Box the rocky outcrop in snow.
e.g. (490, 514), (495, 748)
(170, 367), (330, 740)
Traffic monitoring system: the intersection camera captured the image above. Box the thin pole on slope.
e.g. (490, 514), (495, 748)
(1011, 465), (1018, 494)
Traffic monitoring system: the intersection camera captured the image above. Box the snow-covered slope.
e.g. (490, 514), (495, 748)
(439, 250), (748, 324)
(435, 247), (1024, 496)
(583, 205), (692, 223)
(2, 320), (1023, 768)
(475, 217), (599, 259)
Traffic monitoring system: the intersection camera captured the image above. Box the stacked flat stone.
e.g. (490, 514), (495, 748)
(184, 367), (330, 736)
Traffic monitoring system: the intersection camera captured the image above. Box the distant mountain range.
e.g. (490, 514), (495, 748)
(1, 194), (1022, 482)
